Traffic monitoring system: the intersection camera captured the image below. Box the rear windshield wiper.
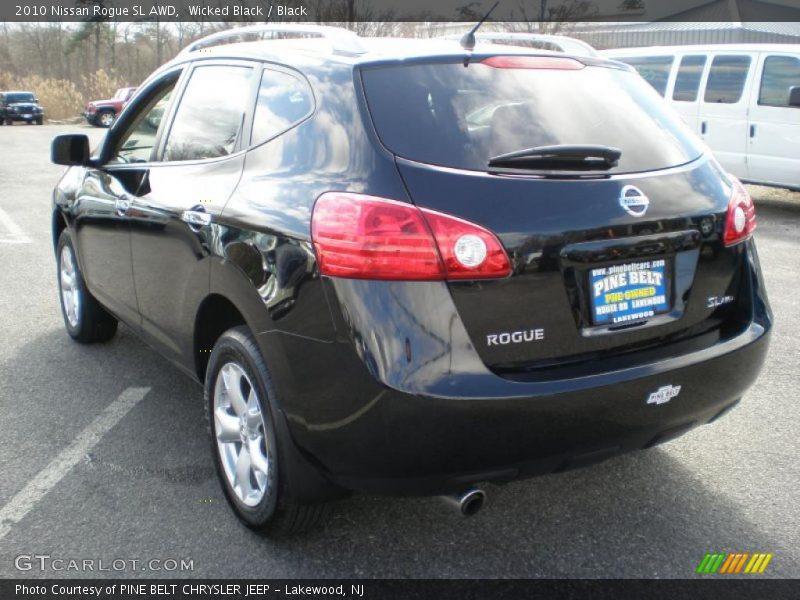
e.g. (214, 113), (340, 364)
(488, 144), (622, 170)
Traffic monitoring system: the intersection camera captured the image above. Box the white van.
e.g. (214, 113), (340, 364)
(602, 45), (800, 191)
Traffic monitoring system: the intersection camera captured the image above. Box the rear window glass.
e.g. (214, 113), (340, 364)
(673, 55), (707, 102)
(704, 55), (751, 104)
(361, 60), (703, 175)
(616, 56), (673, 96)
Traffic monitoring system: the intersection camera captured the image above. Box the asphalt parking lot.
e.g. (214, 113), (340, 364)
(0, 123), (798, 579)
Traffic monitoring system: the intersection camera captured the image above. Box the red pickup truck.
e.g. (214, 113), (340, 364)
(84, 87), (136, 128)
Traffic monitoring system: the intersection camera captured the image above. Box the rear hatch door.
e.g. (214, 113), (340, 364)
(360, 55), (744, 372)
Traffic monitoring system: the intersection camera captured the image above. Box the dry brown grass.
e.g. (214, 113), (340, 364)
(0, 69), (124, 121)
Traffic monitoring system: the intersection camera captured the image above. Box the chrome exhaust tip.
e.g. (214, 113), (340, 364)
(442, 487), (486, 517)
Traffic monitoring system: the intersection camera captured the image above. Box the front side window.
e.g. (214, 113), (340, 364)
(617, 56), (674, 96)
(111, 78), (177, 164)
(673, 55), (707, 102)
(251, 68), (313, 146)
(163, 65), (254, 162)
(759, 55), (800, 107)
(704, 55), (751, 104)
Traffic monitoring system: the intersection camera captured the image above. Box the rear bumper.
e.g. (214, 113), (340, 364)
(281, 322), (768, 496)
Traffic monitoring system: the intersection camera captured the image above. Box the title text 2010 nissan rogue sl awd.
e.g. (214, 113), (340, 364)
(50, 26), (772, 536)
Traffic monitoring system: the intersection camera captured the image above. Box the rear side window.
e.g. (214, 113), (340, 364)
(251, 68), (313, 146)
(704, 55), (751, 104)
(164, 65), (254, 162)
(759, 55), (800, 107)
(673, 55), (707, 101)
(361, 60), (703, 175)
(617, 56), (673, 96)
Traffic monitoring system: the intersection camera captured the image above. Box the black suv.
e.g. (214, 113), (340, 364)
(50, 25), (772, 535)
(1, 91), (44, 125)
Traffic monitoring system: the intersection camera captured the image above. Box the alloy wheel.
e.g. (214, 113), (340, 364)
(213, 362), (271, 507)
(99, 112), (115, 127)
(59, 244), (81, 328)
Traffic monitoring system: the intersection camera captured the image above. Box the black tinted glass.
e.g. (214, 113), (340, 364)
(5, 93), (35, 103)
(704, 55), (751, 104)
(251, 69), (313, 146)
(113, 85), (174, 164)
(673, 55), (707, 102)
(164, 66), (253, 162)
(618, 56), (673, 96)
(759, 55), (800, 107)
(362, 61), (703, 175)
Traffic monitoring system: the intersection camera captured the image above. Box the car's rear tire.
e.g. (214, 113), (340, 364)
(57, 229), (118, 343)
(205, 326), (330, 537)
(35, 117), (43, 125)
(97, 110), (115, 128)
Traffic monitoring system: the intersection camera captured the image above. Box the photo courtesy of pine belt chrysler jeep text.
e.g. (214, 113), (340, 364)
(49, 25), (772, 536)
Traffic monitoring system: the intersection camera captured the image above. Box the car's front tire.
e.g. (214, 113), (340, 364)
(57, 230), (118, 343)
(205, 326), (330, 536)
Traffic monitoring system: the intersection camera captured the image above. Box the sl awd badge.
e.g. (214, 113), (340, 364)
(619, 185), (650, 218)
(647, 384), (681, 405)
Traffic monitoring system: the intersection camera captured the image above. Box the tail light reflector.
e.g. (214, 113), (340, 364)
(723, 178), (756, 247)
(311, 193), (511, 281)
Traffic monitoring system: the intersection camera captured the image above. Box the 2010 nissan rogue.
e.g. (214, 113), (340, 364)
(50, 25), (772, 535)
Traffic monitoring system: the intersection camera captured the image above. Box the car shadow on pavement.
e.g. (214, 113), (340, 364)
(270, 447), (795, 578)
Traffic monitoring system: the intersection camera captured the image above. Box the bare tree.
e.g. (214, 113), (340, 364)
(510, 0), (599, 34)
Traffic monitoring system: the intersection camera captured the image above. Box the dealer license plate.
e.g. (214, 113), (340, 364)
(589, 259), (670, 325)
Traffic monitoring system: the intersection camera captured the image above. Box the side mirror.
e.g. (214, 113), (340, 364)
(789, 86), (800, 107)
(52, 134), (91, 166)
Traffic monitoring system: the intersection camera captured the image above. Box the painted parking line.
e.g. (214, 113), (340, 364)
(0, 387), (150, 541)
(0, 205), (31, 244)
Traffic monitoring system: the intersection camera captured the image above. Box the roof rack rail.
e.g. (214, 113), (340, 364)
(440, 32), (597, 57)
(181, 24), (367, 57)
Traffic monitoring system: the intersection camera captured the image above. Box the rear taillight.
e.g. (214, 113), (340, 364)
(311, 193), (511, 281)
(723, 178), (756, 247)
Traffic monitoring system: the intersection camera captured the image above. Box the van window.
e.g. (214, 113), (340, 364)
(362, 60), (703, 175)
(251, 69), (313, 146)
(164, 65), (254, 162)
(704, 55), (751, 104)
(758, 55), (800, 107)
(673, 55), (707, 102)
(616, 56), (673, 96)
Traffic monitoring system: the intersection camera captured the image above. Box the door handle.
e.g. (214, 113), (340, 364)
(701, 121), (707, 135)
(750, 124), (756, 138)
(115, 197), (131, 216)
(181, 209), (211, 230)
